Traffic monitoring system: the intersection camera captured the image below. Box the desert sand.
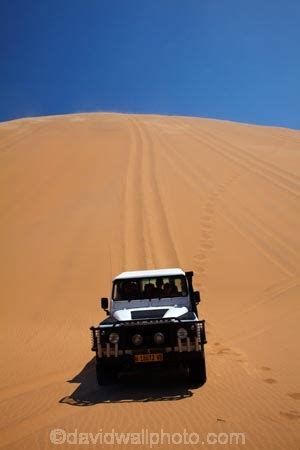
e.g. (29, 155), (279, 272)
(0, 113), (299, 449)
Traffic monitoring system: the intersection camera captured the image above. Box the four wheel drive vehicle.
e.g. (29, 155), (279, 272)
(90, 268), (207, 386)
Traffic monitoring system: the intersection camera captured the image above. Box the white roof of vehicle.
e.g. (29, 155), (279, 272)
(114, 268), (185, 280)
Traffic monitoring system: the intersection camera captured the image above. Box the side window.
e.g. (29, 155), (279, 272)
(180, 277), (188, 296)
(141, 279), (147, 292)
(174, 278), (181, 293)
(113, 282), (121, 300)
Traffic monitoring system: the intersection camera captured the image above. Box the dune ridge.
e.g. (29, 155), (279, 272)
(0, 113), (299, 449)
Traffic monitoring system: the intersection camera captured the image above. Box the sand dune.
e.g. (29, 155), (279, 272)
(0, 113), (299, 449)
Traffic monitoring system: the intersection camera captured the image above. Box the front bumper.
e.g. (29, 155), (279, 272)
(90, 318), (206, 367)
(97, 349), (204, 371)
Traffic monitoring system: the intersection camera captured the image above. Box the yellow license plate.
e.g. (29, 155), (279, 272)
(134, 353), (164, 363)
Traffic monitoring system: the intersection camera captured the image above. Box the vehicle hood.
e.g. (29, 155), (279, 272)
(112, 305), (188, 321)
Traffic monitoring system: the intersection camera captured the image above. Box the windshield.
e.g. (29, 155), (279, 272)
(113, 276), (188, 300)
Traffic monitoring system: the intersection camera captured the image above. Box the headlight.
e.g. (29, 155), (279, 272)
(177, 327), (188, 339)
(154, 332), (165, 344)
(108, 332), (119, 344)
(132, 334), (143, 345)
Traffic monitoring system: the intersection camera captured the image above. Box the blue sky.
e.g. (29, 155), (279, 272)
(1, 0), (299, 128)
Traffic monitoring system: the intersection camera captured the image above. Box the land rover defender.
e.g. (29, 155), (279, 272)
(90, 268), (207, 385)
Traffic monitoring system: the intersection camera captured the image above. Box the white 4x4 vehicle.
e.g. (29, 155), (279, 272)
(90, 268), (207, 385)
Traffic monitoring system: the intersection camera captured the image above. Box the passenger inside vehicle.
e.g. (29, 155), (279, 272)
(143, 282), (156, 298)
(114, 276), (187, 300)
(121, 281), (139, 299)
(163, 280), (178, 297)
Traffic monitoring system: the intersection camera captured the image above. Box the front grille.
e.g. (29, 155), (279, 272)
(122, 323), (177, 349)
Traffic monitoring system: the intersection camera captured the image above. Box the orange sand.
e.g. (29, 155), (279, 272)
(0, 113), (299, 449)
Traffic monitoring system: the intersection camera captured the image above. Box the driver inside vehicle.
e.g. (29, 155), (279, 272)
(163, 279), (179, 297)
(121, 281), (139, 299)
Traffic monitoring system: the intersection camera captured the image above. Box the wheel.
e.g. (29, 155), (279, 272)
(96, 363), (118, 386)
(188, 354), (206, 386)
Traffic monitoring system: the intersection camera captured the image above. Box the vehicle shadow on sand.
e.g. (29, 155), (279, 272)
(59, 357), (196, 406)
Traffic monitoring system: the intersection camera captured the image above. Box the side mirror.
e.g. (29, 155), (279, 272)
(101, 297), (109, 310)
(194, 291), (201, 304)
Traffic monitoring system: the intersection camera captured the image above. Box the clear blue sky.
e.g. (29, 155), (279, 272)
(1, 0), (300, 128)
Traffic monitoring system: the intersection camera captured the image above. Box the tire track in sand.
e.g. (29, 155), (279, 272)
(0, 122), (46, 161)
(132, 120), (213, 292)
(142, 119), (236, 285)
(122, 119), (147, 269)
(174, 117), (300, 198)
(192, 123), (300, 185)
(131, 118), (180, 268)
(218, 194), (299, 276)
(167, 118), (298, 276)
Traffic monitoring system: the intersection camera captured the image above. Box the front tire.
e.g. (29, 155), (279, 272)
(96, 363), (118, 386)
(188, 353), (206, 386)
